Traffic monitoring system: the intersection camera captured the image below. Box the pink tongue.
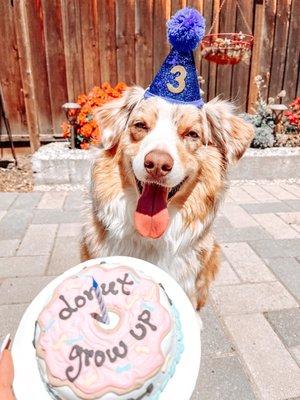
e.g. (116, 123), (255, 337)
(134, 183), (169, 239)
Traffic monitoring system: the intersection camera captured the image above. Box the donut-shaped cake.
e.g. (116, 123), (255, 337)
(34, 262), (183, 399)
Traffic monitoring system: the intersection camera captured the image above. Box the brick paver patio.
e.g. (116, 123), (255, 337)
(0, 182), (299, 399)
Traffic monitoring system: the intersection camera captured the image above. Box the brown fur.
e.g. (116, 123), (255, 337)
(82, 87), (254, 309)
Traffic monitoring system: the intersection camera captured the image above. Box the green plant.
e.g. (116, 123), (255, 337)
(252, 125), (275, 149)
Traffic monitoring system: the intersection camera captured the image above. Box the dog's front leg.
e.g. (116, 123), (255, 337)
(195, 242), (220, 310)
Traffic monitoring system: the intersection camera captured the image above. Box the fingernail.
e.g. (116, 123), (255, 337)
(0, 334), (11, 360)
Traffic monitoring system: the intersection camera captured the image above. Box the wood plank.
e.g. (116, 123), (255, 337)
(268, 0), (291, 99)
(208, 0), (220, 100)
(248, 0), (265, 112)
(116, 0), (135, 85)
(98, 0), (117, 85)
(171, 0), (186, 15)
(231, 0), (254, 111)
(24, 0), (52, 135)
(13, 0), (40, 151)
(41, 0), (68, 135)
(283, 0), (300, 103)
(216, 0), (237, 100)
(61, 0), (85, 101)
(79, 0), (101, 91)
(200, 0), (214, 102)
(0, 1), (26, 137)
(153, 0), (171, 76)
(258, 0), (277, 100)
(187, 0), (204, 75)
(135, 0), (154, 88)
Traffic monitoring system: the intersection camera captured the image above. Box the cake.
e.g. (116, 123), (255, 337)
(34, 261), (183, 399)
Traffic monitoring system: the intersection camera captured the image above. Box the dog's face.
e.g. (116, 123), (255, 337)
(94, 86), (253, 239)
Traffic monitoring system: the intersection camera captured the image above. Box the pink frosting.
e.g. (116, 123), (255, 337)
(36, 265), (172, 398)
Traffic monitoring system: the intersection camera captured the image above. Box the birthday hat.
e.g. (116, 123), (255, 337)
(144, 7), (205, 108)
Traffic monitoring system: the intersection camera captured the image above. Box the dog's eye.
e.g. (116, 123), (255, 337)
(186, 131), (199, 139)
(134, 122), (148, 130)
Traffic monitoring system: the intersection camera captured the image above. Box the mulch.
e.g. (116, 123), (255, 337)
(0, 155), (34, 192)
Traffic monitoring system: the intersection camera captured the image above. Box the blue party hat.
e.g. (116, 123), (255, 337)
(144, 7), (206, 108)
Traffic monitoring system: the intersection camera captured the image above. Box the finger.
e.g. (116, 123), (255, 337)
(0, 386), (15, 400)
(0, 350), (14, 387)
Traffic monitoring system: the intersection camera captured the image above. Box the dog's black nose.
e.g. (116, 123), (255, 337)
(144, 150), (174, 178)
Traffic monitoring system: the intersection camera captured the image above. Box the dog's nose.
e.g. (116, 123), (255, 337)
(144, 150), (174, 178)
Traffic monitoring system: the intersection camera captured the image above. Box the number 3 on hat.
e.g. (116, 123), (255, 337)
(167, 65), (187, 94)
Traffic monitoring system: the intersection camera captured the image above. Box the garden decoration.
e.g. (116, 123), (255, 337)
(62, 102), (81, 149)
(201, 0), (254, 65)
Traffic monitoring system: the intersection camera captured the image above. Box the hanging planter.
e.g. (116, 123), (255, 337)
(201, 0), (254, 65)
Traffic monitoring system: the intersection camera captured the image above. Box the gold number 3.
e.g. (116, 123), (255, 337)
(166, 65), (187, 94)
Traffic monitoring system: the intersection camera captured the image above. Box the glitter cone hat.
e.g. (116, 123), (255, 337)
(144, 7), (206, 108)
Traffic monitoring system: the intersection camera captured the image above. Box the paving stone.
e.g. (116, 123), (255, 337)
(242, 184), (278, 203)
(264, 257), (300, 300)
(252, 213), (299, 239)
(200, 302), (235, 357)
(10, 192), (42, 209)
(265, 308), (300, 348)
(0, 303), (29, 338)
(241, 202), (293, 214)
(17, 224), (57, 256)
(47, 237), (81, 275)
(263, 184), (298, 201)
(211, 282), (298, 315)
(222, 242), (275, 282)
(280, 183), (300, 198)
(277, 212), (300, 233)
(224, 313), (300, 400)
(0, 239), (20, 257)
(0, 209), (33, 240)
(0, 192), (17, 210)
(284, 199), (300, 212)
(57, 223), (82, 237)
(63, 190), (85, 210)
(213, 260), (240, 286)
(249, 239), (300, 259)
(228, 186), (258, 204)
(214, 221), (272, 243)
(0, 256), (49, 278)
(290, 345), (300, 365)
(221, 204), (258, 228)
(32, 209), (81, 224)
(196, 356), (256, 400)
(38, 191), (67, 209)
(0, 211), (6, 222)
(0, 276), (55, 305)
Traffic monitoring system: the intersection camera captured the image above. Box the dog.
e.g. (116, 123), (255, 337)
(80, 86), (253, 310)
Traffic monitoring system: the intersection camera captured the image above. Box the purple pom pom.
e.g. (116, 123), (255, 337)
(167, 7), (206, 52)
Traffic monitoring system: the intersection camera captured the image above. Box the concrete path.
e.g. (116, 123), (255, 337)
(0, 182), (299, 400)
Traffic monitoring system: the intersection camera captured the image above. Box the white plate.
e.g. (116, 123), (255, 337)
(12, 256), (201, 400)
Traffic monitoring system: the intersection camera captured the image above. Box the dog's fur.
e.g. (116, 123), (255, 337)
(80, 86), (253, 309)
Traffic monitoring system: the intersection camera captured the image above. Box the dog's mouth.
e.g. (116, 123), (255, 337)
(134, 177), (186, 239)
(135, 178), (186, 201)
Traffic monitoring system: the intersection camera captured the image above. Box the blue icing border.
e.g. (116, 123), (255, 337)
(149, 304), (184, 400)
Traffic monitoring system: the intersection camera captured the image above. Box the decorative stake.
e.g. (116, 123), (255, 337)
(92, 278), (110, 324)
(62, 102), (81, 149)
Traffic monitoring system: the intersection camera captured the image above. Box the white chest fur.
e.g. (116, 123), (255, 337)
(88, 189), (208, 297)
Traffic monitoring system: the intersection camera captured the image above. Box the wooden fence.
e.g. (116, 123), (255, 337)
(0, 0), (299, 151)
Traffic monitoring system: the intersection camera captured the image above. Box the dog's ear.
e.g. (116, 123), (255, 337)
(203, 98), (254, 164)
(93, 86), (144, 150)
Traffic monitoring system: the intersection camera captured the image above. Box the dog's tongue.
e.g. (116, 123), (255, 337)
(134, 183), (169, 239)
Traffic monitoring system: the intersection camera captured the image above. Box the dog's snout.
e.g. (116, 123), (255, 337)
(144, 150), (174, 178)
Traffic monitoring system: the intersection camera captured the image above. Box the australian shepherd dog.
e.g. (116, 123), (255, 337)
(80, 86), (253, 310)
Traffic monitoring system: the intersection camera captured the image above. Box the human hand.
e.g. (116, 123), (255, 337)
(0, 334), (15, 400)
